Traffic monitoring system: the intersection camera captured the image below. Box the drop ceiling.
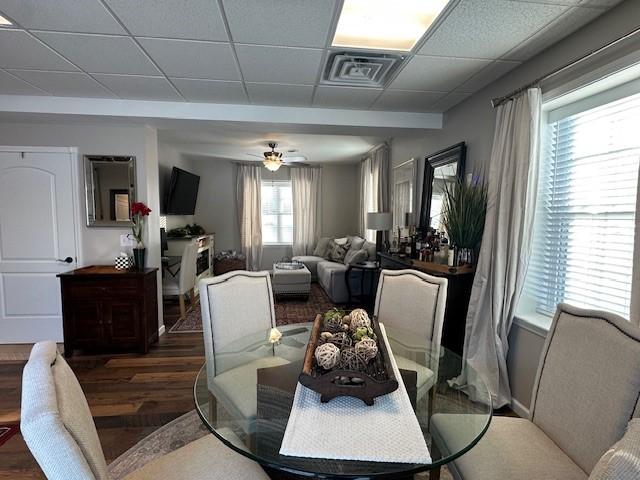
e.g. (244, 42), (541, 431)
(0, 0), (624, 113)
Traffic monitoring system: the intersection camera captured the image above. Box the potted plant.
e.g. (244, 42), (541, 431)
(441, 175), (487, 266)
(131, 202), (152, 270)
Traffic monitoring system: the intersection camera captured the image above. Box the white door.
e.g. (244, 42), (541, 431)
(0, 150), (78, 343)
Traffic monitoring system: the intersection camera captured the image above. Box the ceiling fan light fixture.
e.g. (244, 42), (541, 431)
(262, 143), (283, 171)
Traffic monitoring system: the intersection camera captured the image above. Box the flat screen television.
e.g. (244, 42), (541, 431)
(164, 167), (200, 215)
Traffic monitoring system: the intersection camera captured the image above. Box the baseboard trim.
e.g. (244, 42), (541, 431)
(158, 325), (166, 337)
(511, 397), (530, 418)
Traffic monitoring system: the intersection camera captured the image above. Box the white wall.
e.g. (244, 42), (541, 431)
(322, 163), (360, 238)
(0, 121), (164, 330)
(389, 0), (640, 413)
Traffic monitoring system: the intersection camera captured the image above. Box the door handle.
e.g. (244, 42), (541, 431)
(57, 257), (73, 264)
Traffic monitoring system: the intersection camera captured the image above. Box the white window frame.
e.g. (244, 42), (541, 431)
(261, 179), (293, 246)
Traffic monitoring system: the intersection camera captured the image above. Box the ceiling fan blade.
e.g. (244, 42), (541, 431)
(282, 155), (308, 162)
(246, 153), (264, 159)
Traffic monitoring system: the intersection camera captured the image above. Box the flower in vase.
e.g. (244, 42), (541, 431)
(130, 202), (152, 248)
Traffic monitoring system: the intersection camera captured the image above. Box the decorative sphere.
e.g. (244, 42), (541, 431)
(319, 331), (333, 342)
(355, 338), (378, 362)
(339, 347), (367, 371)
(342, 314), (351, 325)
(315, 343), (340, 369)
(323, 308), (344, 331)
(327, 331), (352, 350)
(349, 309), (371, 331)
(353, 326), (376, 342)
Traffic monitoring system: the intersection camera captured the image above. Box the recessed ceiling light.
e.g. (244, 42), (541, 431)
(0, 14), (13, 26)
(332, 0), (448, 52)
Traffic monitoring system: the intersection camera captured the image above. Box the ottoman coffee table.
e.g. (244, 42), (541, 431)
(272, 262), (311, 299)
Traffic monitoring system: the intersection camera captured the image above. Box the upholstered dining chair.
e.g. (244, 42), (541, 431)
(432, 303), (640, 480)
(199, 270), (290, 431)
(20, 341), (269, 480)
(162, 240), (198, 320)
(373, 269), (448, 400)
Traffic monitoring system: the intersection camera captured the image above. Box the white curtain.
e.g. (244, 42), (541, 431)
(236, 164), (262, 271)
(292, 167), (322, 256)
(632, 163), (640, 326)
(450, 88), (542, 408)
(360, 143), (390, 241)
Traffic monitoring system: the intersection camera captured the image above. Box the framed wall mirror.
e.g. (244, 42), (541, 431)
(85, 155), (136, 227)
(392, 159), (415, 228)
(420, 142), (466, 230)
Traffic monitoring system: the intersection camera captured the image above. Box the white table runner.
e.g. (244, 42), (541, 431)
(279, 324), (432, 464)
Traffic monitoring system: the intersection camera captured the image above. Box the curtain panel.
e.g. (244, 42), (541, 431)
(450, 88), (542, 408)
(360, 143), (391, 242)
(236, 164), (262, 271)
(292, 167), (322, 256)
(632, 163), (640, 326)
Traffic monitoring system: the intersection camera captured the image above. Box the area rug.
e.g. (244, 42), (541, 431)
(107, 409), (451, 479)
(169, 283), (337, 333)
(0, 424), (19, 448)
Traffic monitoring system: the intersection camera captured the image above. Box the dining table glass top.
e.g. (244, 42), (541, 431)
(194, 322), (492, 478)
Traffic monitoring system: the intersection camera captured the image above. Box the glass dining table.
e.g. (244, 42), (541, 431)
(194, 322), (492, 479)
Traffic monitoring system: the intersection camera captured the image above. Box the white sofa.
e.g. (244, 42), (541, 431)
(293, 235), (377, 303)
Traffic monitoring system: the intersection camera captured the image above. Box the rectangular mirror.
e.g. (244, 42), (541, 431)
(392, 159), (415, 228)
(85, 155), (136, 227)
(420, 142), (466, 230)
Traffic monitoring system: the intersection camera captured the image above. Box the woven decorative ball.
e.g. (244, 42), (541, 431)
(328, 331), (352, 350)
(315, 343), (340, 370)
(319, 331), (333, 343)
(339, 347), (367, 371)
(355, 338), (378, 362)
(349, 308), (371, 331)
(324, 313), (343, 331)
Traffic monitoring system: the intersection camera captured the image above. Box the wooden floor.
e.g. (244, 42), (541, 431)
(0, 300), (202, 480)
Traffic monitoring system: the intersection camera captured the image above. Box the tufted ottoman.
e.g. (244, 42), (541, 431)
(272, 263), (311, 299)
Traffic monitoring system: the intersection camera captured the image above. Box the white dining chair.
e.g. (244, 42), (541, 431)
(373, 269), (448, 400)
(20, 341), (270, 480)
(199, 270), (290, 432)
(163, 241), (198, 320)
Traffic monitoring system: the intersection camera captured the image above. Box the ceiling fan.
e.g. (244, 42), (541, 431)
(247, 142), (309, 171)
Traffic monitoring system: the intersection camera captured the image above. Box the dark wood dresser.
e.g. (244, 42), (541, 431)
(58, 266), (159, 357)
(379, 253), (475, 355)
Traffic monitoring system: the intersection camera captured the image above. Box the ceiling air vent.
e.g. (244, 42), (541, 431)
(322, 51), (405, 88)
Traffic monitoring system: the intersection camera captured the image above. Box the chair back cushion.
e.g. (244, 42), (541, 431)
(373, 269), (447, 374)
(21, 342), (108, 480)
(530, 304), (640, 473)
(589, 419), (640, 480)
(178, 241), (199, 294)
(199, 271), (276, 385)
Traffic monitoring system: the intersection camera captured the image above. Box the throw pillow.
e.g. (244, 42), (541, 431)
(313, 237), (331, 258)
(589, 419), (640, 480)
(344, 248), (368, 265)
(333, 237), (349, 246)
(363, 240), (377, 260)
(348, 235), (366, 251)
(327, 239), (351, 262)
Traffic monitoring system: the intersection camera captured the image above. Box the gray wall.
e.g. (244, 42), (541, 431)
(178, 156), (361, 270)
(390, 0), (640, 414)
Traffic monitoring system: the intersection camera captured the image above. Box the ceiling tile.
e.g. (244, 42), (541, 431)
(104, 0), (228, 41)
(138, 38), (239, 80)
(390, 56), (491, 91)
(372, 90), (446, 112)
(245, 83), (314, 107)
(0, 69), (48, 95)
(429, 92), (472, 112)
(419, 0), (568, 59)
(33, 32), (159, 75)
(6, 69), (116, 98)
(90, 74), (181, 101)
(0, 0), (125, 34)
(455, 60), (521, 93)
(171, 78), (247, 103)
(503, 6), (606, 61)
(235, 45), (323, 84)
(222, 0), (336, 48)
(0, 30), (78, 71)
(313, 86), (381, 109)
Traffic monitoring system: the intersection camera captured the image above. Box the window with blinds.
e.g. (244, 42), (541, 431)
(521, 90), (640, 320)
(261, 180), (293, 245)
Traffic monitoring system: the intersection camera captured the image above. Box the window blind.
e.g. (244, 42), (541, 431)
(523, 91), (640, 319)
(261, 180), (293, 244)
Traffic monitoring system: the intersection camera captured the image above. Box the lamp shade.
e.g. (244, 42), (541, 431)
(367, 212), (392, 231)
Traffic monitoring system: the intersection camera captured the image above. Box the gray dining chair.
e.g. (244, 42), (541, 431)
(373, 269), (448, 399)
(20, 341), (269, 480)
(199, 270), (290, 431)
(432, 303), (640, 480)
(162, 240), (198, 321)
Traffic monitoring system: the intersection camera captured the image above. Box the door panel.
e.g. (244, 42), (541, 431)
(70, 302), (103, 346)
(109, 300), (141, 345)
(0, 150), (77, 343)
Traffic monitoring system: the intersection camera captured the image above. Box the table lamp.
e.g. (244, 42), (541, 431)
(367, 212), (393, 257)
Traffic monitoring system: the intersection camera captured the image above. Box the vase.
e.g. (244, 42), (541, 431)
(133, 247), (146, 271)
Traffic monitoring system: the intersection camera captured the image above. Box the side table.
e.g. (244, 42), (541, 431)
(345, 261), (380, 306)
